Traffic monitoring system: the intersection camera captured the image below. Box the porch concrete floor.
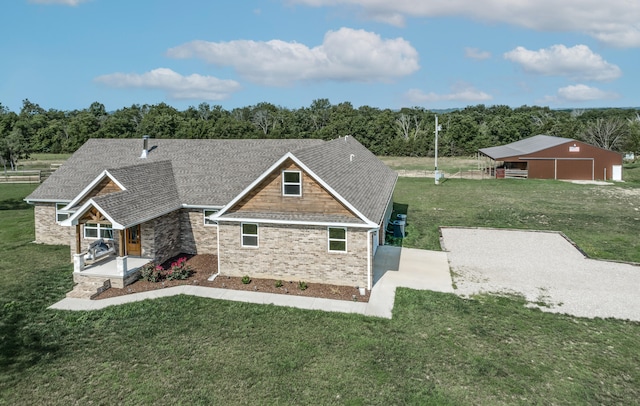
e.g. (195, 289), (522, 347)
(80, 256), (152, 278)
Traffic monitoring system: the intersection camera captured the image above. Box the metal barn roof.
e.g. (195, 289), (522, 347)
(479, 135), (574, 160)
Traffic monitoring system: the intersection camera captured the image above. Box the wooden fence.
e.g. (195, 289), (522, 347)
(0, 169), (56, 184)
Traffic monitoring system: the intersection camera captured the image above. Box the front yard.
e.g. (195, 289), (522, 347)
(1, 181), (639, 405)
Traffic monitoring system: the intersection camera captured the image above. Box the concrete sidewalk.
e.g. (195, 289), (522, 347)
(49, 246), (453, 319)
(365, 246), (453, 318)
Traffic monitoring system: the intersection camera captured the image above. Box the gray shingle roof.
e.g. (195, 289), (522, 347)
(27, 138), (323, 206)
(90, 160), (181, 227)
(28, 136), (396, 227)
(293, 136), (398, 225)
(479, 135), (574, 160)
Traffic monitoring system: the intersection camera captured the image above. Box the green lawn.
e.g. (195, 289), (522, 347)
(394, 177), (640, 263)
(1, 182), (639, 405)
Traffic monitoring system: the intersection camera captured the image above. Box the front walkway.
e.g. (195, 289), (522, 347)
(50, 246), (453, 319)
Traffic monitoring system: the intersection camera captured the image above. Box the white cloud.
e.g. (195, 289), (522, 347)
(167, 27), (419, 86)
(464, 47), (491, 60)
(404, 82), (492, 103)
(94, 68), (241, 100)
(504, 44), (621, 82)
(543, 84), (619, 103)
(28, 0), (87, 5)
(287, 0), (640, 47)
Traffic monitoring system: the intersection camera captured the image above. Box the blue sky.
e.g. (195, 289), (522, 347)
(2, 0), (639, 112)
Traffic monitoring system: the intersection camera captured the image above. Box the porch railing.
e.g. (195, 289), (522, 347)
(504, 169), (528, 179)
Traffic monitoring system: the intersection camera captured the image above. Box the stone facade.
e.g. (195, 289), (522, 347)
(34, 203), (72, 245)
(151, 210), (182, 264)
(179, 209), (218, 256)
(218, 222), (370, 288)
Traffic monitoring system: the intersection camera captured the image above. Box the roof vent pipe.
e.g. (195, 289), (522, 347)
(350, 154), (355, 162)
(140, 135), (150, 158)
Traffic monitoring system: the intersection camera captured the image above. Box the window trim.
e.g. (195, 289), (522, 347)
(282, 170), (302, 197)
(56, 203), (72, 223)
(328, 227), (347, 253)
(241, 223), (259, 248)
(203, 209), (218, 226)
(84, 222), (114, 240)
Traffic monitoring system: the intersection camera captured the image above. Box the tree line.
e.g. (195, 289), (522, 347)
(1, 99), (639, 170)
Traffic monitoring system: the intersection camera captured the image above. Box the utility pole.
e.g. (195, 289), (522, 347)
(434, 115), (441, 185)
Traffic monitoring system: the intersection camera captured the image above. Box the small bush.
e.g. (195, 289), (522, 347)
(140, 263), (163, 283)
(275, 280), (283, 288)
(242, 275), (251, 284)
(298, 281), (308, 291)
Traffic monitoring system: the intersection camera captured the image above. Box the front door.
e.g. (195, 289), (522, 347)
(126, 225), (141, 256)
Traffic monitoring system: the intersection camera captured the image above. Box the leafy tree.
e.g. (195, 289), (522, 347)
(623, 113), (640, 160)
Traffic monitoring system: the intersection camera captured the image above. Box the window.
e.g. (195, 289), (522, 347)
(328, 227), (347, 252)
(241, 223), (258, 247)
(56, 203), (71, 222)
(282, 170), (301, 196)
(84, 223), (114, 240)
(203, 209), (218, 226)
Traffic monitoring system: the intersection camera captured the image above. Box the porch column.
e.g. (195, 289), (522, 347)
(118, 229), (126, 257)
(116, 229), (127, 275)
(73, 224), (84, 273)
(75, 224), (82, 254)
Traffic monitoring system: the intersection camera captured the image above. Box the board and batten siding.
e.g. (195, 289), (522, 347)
(228, 160), (357, 218)
(76, 177), (123, 207)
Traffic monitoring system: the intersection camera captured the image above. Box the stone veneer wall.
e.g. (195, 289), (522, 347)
(140, 221), (154, 258)
(179, 209), (218, 256)
(218, 222), (369, 288)
(34, 203), (72, 245)
(149, 210), (182, 264)
(35, 204), (219, 263)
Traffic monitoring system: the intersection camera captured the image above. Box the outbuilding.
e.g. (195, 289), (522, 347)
(479, 135), (623, 181)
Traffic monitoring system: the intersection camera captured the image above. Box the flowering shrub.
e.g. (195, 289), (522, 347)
(139, 257), (192, 282)
(165, 257), (192, 281)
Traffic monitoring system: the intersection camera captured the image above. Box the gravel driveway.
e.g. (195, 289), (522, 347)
(440, 227), (640, 322)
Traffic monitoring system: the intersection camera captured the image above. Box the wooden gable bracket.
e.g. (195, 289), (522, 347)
(80, 207), (110, 224)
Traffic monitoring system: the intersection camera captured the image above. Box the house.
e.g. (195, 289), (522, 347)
(479, 135), (623, 181)
(25, 136), (397, 292)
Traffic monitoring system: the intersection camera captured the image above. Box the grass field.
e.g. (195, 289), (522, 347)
(379, 156), (479, 173)
(1, 176), (640, 404)
(14, 153), (71, 170)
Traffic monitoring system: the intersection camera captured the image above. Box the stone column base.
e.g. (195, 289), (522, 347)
(73, 253), (85, 273)
(116, 256), (128, 275)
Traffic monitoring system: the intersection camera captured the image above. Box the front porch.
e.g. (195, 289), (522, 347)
(74, 255), (152, 289)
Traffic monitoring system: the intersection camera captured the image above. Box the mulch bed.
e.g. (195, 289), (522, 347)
(94, 254), (370, 303)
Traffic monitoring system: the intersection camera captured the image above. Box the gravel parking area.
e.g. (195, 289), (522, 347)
(440, 227), (640, 322)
